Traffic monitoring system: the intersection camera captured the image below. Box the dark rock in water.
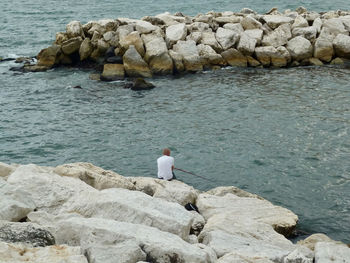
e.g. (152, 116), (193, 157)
(105, 46), (116, 58)
(72, 85), (82, 89)
(23, 65), (50, 72)
(106, 56), (123, 64)
(0, 57), (15, 62)
(125, 78), (155, 91)
(0, 221), (55, 247)
(15, 57), (34, 64)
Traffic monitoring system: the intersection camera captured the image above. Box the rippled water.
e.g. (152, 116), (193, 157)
(1, 0), (350, 243)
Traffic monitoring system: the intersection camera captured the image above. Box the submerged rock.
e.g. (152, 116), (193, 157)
(124, 78), (155, 91)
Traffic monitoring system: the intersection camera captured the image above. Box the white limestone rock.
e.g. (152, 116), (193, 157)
(123, 45), (152, 78)
(215, 27), (239, 50)
(201, 31), (222, 52)
(333, 33), (350, 58)
(286, 36), (313, 61)
(120, 31), (145, 57)
(173, 40), (203, 72)
(244, 29), (263, 45)
(0, 241), (87, 263)
(197, 44), (225, 65)
(241, 16), (262, 30)
(340, 15), (350, 32)
(66, 21), (84, 38)
(58, 188), (194, 239)
(262, 23), (292, 47)
(237, 32), (257, 56)
(263, 15), (294, 30)
(206, 186), (264, 199)
(323, 18), (348, 36)
(223, 23), (244, 35)
(54, 162), (135, 191)
(79, 38), (93, 61)
(166, 23), (187, 47)
(283, 246), (314, 263)
(186, 31), (202, 43)
(312, 17), (323, 33)
(7, 164), (95, 214)
(196, 193), (298, 236)
(255, 46), (279, 66)
(292, 26), (317, 41)
(0, 162), (16, 179)
(314, 242), (350, 263)
(188, 22), (211, 32)
(135, 20), (157, 34)
(214, 16), (242, 25)
(155, 12), (185, 26)
(0, 177), (35, 221)
(61, 37), (83, 55)
(169, 50), (185, 72)
(292, 16), (309, 28)
(117, 25), (135, 40)
(198, 214), (295, 260)
(128, 177), (199, 206)
(297, 233), (343, 251)
(46, 217), (213, 263)
(217, 252), (274, 263)
(314, 37), (334, 62)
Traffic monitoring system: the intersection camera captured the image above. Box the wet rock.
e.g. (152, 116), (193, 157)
(89, 73), (101, 80)
(100, 64), (125, 81)
(286, 36), (313, 61)
(0, 221), (55, 247)
(308, 57), (323, 66)
(123, 45), (152, 78)
(197, 44), (225, 65)
(15, 57), (34, 64)
(61, 37), (83, 55)
(221, 48), (247, 67)
(23, 65), (51, 72)
(72, 85), (82, 89)
(105, 55), (123, 63)
(79, 38), (93, 61)
(247, 56), (261, 67)
(169, 50), (185, 72)
(124, 78), (155, 91)
(330, 57), (345, 65)
(0, 241), (87, 263)
(333, 33), (350, 58)
(37, 45), (61, 67)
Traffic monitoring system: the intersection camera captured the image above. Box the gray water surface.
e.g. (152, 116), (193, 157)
(1, 0), (350, 243)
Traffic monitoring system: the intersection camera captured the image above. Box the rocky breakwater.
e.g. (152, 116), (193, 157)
(25, 7), (350, 78)
(1, 161), (350, 262)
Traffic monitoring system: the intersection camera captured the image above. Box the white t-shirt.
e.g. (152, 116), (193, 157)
(157, 155), (174, 180)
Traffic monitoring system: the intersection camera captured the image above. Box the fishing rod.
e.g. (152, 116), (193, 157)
(174, 167), (215, 183)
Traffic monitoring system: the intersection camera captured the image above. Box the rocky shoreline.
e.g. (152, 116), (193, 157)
(1, 161), (349, 262)
(16, 7), (350, 80)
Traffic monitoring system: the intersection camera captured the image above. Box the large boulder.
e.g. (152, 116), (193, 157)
(79, 38), (93, 61)
(261, 23), (292, 47)
(333, 34), (350, 58)
(198, 214), (296, 260)
(263, 15), (294, 30)
(217, 252), (274, 263)
(61, 37), (83, 55)
(169, 50), (185, 72)
(66, 21), (84, 38)
(297, 233), (342, 251)
(166, 23), (187, 47)
(7, 164), (97, 214)
(0, 162), (16, 179)
(58, 188), (194, 239)
(0, 221), (55, 247)
(129, 177), (198, 206)
(292, 26), (317, 41)
(0, 177), (35, 221)
(214, 16), (242, 25)
(101, 64), (125, 81)
(197, 44), (225, 65)
(286, 36), (313, 61)
(240, 16), (262, 30)
(173, 40), (203, 72)
(244, 29), (263, 45)
(201, 31), (222, 53)
(314, 37), (334, 62)
(123, 45), (152, 78)
(292, 16), (309, 28)
(323, 18), (348, 36)
(135, 20), (157, 34)
(37, 45), (61, 68)
(33, 216), (213, 263)
(206, 186), (264, 199)
(215, 27), (239, 50)
(196, 193), (298, 236)
(0, 241), (87, 263)
(120, 31), (145, 57)
(221, 48), (247, 67)
(237, 32), (257, 56)
(144, 36), (173, 75)
(54, 162), (134, 190)
(314, 242), (350, 263)
(223, 23), (244, 34)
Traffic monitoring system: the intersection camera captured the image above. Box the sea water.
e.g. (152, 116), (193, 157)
(1, 0), (350, 243)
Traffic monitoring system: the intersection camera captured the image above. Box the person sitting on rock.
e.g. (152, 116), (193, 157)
(157, 148), (176, 181)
